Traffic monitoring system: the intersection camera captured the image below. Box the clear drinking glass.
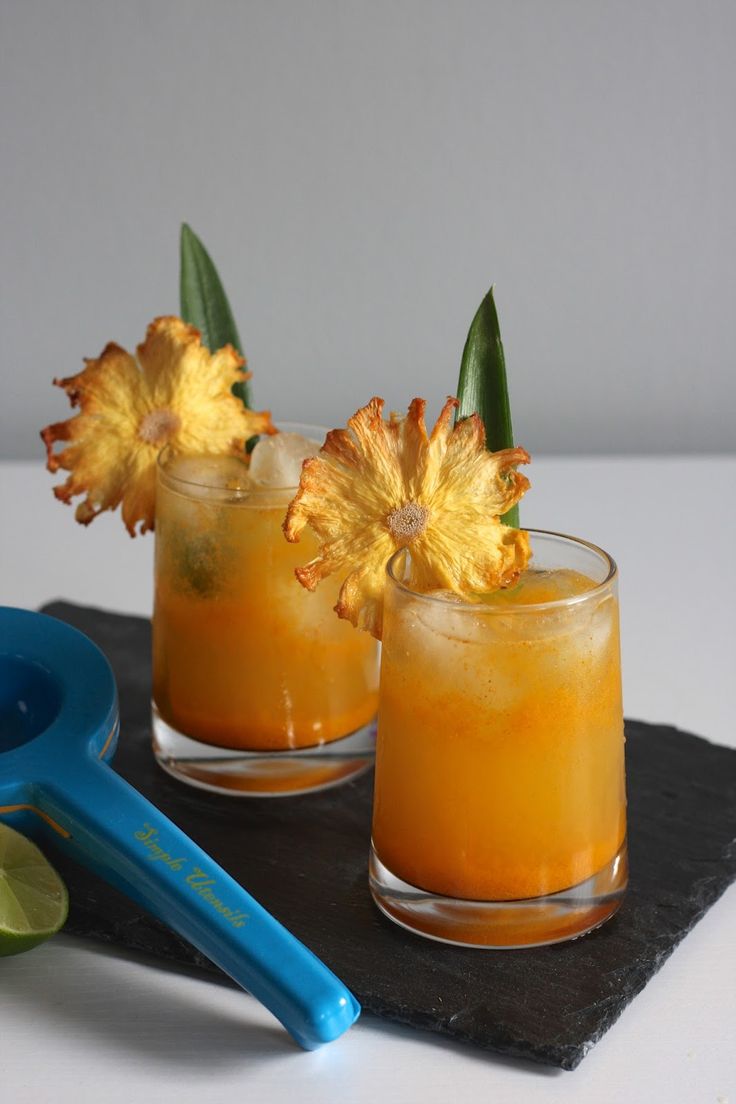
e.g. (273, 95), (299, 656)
(151, 428), (379, 796)
(370, 531), (627, 947)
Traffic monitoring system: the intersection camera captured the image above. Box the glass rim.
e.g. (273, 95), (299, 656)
(385, 529), (618, 615)
(156, 421), (328, 497)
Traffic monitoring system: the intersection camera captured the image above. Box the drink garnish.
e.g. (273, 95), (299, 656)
(0, 823), (69, 957)
(283, 396), (530, 639)
(457, 286), (520, 527)
(179, 223), (252, 415)
(41, 315), (275, 535)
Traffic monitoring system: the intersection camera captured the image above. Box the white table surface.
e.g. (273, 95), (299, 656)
(1, 457), (734, 1104)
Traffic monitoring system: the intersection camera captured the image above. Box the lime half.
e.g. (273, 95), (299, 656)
(0, 823), (69, 956)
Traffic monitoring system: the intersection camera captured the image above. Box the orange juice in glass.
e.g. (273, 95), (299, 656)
(152, 429), (379, 795)
(370, 531), (627, 947)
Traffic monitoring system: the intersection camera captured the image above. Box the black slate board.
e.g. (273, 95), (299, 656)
(38, 601), (736, 1070)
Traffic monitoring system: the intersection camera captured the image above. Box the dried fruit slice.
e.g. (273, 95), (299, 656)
(284, 397), (531, 638)
(41, 316), (275, 536)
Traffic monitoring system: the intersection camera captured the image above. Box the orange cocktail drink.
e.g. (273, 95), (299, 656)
(370, 531), (627, 947)
(152, 447), (379, 795)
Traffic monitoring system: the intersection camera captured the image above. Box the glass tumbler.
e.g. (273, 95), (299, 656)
(152, 433), (379, 796)
(370, 531), (627, 947)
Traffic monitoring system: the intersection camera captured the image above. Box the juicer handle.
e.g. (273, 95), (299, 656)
(37, 753), (359, 1050)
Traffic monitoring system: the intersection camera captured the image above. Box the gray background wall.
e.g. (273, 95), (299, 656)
(1, 0), (734, 459)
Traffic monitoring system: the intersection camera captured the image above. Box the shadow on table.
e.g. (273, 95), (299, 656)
(2, 935), (294, 1070)
(360, 1014), (563, 1079)
(5, 934), (565, 1079)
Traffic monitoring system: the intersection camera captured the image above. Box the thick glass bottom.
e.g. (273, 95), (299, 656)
(369, 838), (628, 948)
(152, 705), (376, 796)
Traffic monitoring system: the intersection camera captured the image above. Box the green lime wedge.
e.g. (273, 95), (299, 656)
(0, 823), (69, 956)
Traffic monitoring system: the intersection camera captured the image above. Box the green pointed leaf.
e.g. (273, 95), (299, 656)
(457, 286), (519, 527)
(179, 223), (251, 410)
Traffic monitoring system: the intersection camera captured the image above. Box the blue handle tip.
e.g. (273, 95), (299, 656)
(294, 992), (361, 1050)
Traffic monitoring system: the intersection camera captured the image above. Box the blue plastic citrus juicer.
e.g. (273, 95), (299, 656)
(0, 606), (360, 1049)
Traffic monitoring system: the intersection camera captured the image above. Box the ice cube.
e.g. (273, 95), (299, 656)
(399, 591), (526, 713)
(414, 589), (488, 646)
(579, 593), (615, 660)
(166, 454), (251, 499)
(249, 433), (320, 488)
(425, 589), (469, 604)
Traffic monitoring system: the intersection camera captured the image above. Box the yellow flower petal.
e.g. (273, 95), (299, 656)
(41, 316), (275, 535)
(284, 396), (531, 638)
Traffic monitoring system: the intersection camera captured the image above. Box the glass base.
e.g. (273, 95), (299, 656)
(369, 839), (628, 948)
(152, 705), (376, 797)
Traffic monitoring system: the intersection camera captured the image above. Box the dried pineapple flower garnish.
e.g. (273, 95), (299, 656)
(41, 316), (275, 536)
(284, 396), (531, 638)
